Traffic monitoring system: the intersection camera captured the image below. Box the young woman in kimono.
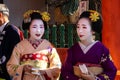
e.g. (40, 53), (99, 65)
(61, 10), (117, 80)
(7, 10), (61, 80)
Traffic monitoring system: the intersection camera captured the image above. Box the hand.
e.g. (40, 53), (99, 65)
(80, 71), (95, 80)
(51, 68), (60, 78)
(73, 66), (83, 77)
(45, 68), (60, 79)
(23, 65), (33, 73)
(39, 70), (46, 74)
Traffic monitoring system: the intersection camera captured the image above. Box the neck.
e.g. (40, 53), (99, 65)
(29, 38), (42, 43)
(80, 39), (95, 47)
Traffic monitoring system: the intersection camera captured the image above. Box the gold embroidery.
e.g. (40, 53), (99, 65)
(12, 65), (19, 71)
(100, 54), (107, 64)
(109, 55), (113, 61)
(101, 74), (110, 80)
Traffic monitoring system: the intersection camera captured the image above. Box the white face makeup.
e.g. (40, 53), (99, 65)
(29, 19), (45, 40)
(76, 18), (93, 41)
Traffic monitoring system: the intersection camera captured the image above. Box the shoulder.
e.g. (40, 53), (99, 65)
(41, 39), (54, 48)
(43, 39), (51, 44)
(96, 41), (109, 50)
(5, 24), (21, 35)
(96, 41), (109, 55)
(16, 39), (27, 46)
(14, 39), (28, 48)
(18, 39), (27, 43)
(43, 39), (50, 43)
(68, 42), (79, 51)
(5, 25), (18, 36)
(68, 42), (79, 53)
(5, 24), (24, 40)
(6, 24), (18, 31)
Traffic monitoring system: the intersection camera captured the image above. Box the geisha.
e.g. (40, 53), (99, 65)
(7, 10), (61, 80)
(61, 10), (117, 80)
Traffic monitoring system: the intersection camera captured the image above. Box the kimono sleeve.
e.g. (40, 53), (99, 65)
(49, 48), (61, 68)
(61, 49), (79, 80)
(7, 44), (24, 80)
(97, 48), (117, 80)
(45, 47), (62, 79)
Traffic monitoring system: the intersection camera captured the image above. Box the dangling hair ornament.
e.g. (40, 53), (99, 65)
(89, 10), (100, 22)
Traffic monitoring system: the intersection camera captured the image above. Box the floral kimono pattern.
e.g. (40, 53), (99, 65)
(61, 41), (117, 80)
(7, 39), (61, 80)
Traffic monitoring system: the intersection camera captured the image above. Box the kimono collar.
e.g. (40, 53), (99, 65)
(28, 39), (43, 49)
(79, 41), (98, 54)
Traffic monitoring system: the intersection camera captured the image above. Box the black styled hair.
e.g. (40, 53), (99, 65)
(78, 10), (103, 33)
(22, 12), (47, 30)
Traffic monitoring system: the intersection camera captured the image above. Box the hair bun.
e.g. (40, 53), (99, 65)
(22, 10), (47, 30)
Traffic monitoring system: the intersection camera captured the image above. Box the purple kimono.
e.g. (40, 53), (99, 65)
(61, 41), (117, 80)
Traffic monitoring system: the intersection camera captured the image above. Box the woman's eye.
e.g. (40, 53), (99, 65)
(76, 25), (80, 28)
(39, 25), (44, 28)
(31, 25), (37, 28)
(83, 26), (87, 29)
(76, 26), (79, 28)
(32, 26), (36, 28)
(39, 26), (43, 28)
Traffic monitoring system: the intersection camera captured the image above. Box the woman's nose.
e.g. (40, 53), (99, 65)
(37, 28), (41, 32)
(79, 28), (83, 32)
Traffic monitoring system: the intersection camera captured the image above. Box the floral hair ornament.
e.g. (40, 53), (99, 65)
(41, 12), (50, 22)
(89, 10), (100, 22)
(23, 10), (50, 23)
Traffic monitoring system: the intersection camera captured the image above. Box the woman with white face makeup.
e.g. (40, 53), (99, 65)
(76, 18), (94, 45)
(29, 19), (45, 41)
(61, 10), (117, 80)
(7, 10), (61, 80)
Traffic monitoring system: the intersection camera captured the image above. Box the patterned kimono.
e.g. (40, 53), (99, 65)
(61, 41), (117, 80)
(7, 39), (61, 80)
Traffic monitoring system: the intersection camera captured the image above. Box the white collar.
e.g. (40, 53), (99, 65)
(0, 22), (9, 32)
(79, 41), (98, 54)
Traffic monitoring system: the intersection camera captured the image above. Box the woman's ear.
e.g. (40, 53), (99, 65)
(92, 31), (96, 40)
(0, 12), (3, 17)
(92, 31), (95, 35)
(27, 29), (29, 33)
